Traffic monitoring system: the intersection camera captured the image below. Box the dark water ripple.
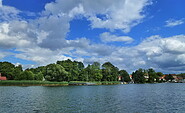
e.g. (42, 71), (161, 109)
(1, 83), (185, 113)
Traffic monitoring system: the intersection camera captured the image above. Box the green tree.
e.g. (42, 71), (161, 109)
(57, 59), (84, 81)
(0, 62), (15, 80)
(156, 72), (163, 82)
(119, 70), (131, 82)
(45, 64), (68, 81)
(102, 62), (119, 81)
(78, 69), (88, 81)
(147, 68), (157, 83)
(35, 72), (44, 80)
(82, 62), (103, 81)
(13, 65), (23, 80)
(132, 68), (145, 83)
(91, 62), (102, 81)
(165, 74), (174, 82)
(15, 70), (34, 80)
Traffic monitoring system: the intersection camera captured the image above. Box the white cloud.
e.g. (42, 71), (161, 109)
(0, 22), (34, 49)
(68, 4), (85, 18)
(127, 35), (185, 73)
(35, 15), (70, 49)
(0, 0), (20, 21)
(15, 47), (72, 66)
(0, 51), (12, 59)
(82, 35), (185, 73)
(165, 19), (184, 27)
(100, 32), (134, 43)
(87, 0), (151, 32)
(44, 0), (151, 32)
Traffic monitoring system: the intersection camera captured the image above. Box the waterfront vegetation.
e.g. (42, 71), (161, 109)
(0, 80), (68, 86)
(1, 60), (185, 86)
(0, 80), (121, 86)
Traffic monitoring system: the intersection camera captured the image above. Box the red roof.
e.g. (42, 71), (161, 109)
(129, 75), (132, 78)
(0, 73), (7, 80)
(0, 76), (7, 80)
(159, 75), (167, 79)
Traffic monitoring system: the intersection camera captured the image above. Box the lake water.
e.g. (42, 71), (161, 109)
(1, 83), (185, 113)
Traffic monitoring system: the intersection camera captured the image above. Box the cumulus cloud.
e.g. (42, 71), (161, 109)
(165, 19), (184, 27)
(0, 0), (20, 21)
(87, 0), (151, 32)
(116, 35), (185, 73)
(100, 32), (134, 43)
(0, 0), (150, 51)
(44, 0), (151, 32)
(82, 35), (185, 73)
(0, 22), (34, 49)
(15, 47), (72, 66)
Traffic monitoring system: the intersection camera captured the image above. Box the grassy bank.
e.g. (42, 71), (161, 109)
(0, 80), (68, 86)
(0, 80), (121, 86)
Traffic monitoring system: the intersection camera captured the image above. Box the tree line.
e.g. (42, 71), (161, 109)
(0, 60), (184, 83)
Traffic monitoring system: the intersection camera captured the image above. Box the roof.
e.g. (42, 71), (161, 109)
(159, 75), (167, 79)
(0, 76), (7, 80)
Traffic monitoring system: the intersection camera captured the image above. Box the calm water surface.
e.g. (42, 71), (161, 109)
(1, 83), (185, 113)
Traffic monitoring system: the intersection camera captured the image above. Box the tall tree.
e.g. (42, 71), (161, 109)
(34, 72), (44, 81)
(85, 62), (103, 81)
(57, 59), (84, 81)
(0, 62), (16, 80)
(45, 64), (68, 81)
(147, 68), (157, 83)
(165, 74), (174, 82)
(132, 68), (145, 83)
(13, 65), (23, 80)
(102, 62), (119, 81)
(15, 70), (34, 80)
(119, 70), (131, 82)
(156, 72), (163, 82)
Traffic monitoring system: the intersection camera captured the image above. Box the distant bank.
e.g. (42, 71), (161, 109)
(0, 80), (121, 86)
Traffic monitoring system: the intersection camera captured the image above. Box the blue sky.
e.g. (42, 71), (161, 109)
(0, 0), (185, 73)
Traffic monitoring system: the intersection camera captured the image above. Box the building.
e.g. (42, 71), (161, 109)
(144, 73), (149, 81)
(129, 75), (134, 83)
(0, 73), (7, 80)
(118, 76), (122, 81)
(172, 75), (183, 83)
(159, 75), (167, 81)
(129, 75), (133, 80)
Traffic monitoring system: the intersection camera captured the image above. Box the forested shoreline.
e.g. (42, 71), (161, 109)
(1, 59), (185, 84)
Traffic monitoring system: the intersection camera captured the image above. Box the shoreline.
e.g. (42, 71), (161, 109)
(0, 80), (121, 86)
(1, 80), (183, 87)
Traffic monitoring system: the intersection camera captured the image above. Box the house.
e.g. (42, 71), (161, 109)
(0, 73), (7, 80)
(172, 75), (183, 83)
(129, 75), (133, 80)
(118, 76), (122, 81)
(159, 75), (167, 81)
(129, 75), (134, 83)
(178, 77), (185, 83)
(172, 75), (178, 82)
(144, 73), (149, 81)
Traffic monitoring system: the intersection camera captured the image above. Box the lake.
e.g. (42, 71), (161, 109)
(1, 83), (185, 113)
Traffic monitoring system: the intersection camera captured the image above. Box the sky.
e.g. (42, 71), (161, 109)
(0, 0), (185, 74)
